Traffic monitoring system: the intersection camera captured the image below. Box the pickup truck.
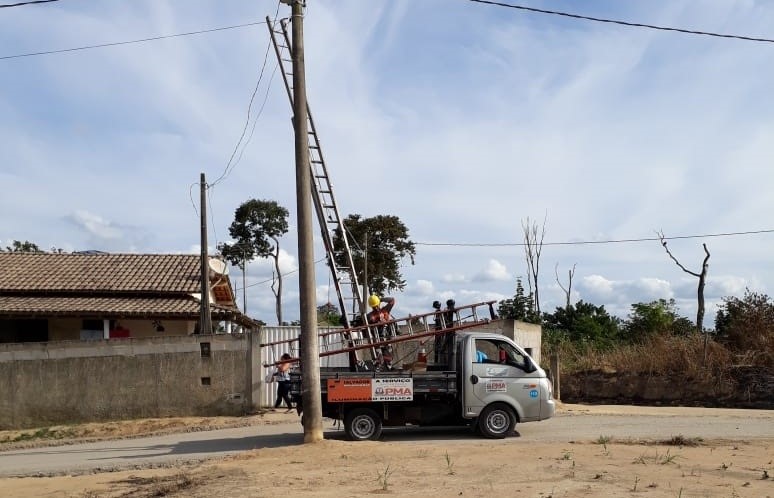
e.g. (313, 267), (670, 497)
(290, 331), (555, 440)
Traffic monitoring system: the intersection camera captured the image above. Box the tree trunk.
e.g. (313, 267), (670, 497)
(657, 232), (710, 334)
(696, 243), (710, 332)
(522, 215), (547, 316)
(271, 237), (283, 325)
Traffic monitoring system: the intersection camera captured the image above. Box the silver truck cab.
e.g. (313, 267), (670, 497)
(458, 332), (555, 437)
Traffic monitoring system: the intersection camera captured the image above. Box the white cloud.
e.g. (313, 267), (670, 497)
(579, 275), (616, 301)
(632, 278), (674, 301)
(413, 279), (435, 296)
(442, 273), (467, 284)
(67, 210), (122, 240)
(473, 259), (512, 283)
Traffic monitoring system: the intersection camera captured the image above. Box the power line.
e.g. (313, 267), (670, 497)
(0, 0), (58, 8)
(416, 228), (774, 248)
(465, 0), (774, 44)
(234, 257), (327, 292)
(210, 4), (283, 188)
(0, 20), (268, 60)
(231, 228), (773, 288)
(206, 185), (218, 248)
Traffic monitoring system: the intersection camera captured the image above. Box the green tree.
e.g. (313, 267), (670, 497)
(715, 290), (774, 363)
(332, 214), (416, 296)
(498, 278), (540, 323)
(219, 199), (289, 325)
(542, 300), (621, 347)
(622, 299), (690, 342)
(317, 303), (342, 326)
(3, 240), (42, 252)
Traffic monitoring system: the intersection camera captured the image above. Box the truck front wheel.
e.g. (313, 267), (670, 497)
(344, 407), (383, 441)
(477, 403), (516, 439)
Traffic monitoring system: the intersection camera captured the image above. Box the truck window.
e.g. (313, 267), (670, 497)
(474, 338), (529, 371)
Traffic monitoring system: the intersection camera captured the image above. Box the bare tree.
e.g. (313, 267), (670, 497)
(554, 263), (576, 310)
(657, 230), (710, 333)
(522, 215), (547, 316)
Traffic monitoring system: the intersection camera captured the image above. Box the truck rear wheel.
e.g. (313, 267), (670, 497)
(478, 403), (515, 439)
(344, 407), (383, 441)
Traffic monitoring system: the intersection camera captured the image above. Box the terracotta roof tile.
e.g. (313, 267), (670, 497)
(0, 296), (256, 326)
(0, 253), (201, 294)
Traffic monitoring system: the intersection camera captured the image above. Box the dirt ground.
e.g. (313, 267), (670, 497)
(1, 406), (773, 498)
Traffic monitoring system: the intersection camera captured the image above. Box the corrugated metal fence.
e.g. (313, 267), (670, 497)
(259, 326), (349, 407)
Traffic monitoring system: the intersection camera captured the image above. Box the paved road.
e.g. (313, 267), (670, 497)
(0, 406), (771, 478)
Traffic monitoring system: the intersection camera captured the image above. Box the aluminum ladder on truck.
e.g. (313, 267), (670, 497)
(267, 16), (373, 365)
(262, 301), (499, 371)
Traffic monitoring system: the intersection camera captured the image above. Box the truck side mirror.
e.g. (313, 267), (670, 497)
(470, 375), (479, 385)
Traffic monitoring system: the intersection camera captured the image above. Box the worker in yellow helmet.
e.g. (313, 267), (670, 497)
(366, 294), (396, 370)
(367, 294), (395, 326)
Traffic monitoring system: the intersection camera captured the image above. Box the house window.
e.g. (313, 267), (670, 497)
(0, 319), (48, 343)
(200, 342), (211, 358)
(81, 319), (108, 341)
(82, 319), (104, 331)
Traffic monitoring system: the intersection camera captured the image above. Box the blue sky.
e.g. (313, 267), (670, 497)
(2, 0), (773, 325)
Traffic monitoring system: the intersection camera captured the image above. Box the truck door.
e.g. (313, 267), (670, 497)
(465, 337), (542, 421)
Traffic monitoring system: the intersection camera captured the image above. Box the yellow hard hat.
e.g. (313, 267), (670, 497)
(368, 294), (381, 308)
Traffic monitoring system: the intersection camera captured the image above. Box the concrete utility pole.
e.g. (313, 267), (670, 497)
(199, 173), (212, 335)
(242, 249), (247, 314)
(284, 0), (323, 442)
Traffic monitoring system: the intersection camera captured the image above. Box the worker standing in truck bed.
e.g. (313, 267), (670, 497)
(367, 294), (395, 369)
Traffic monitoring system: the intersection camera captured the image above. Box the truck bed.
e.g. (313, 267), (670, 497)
(318, 368), (457, 393)
(290, 368), (458, 396)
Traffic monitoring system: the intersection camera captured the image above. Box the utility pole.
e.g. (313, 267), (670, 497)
(361, 232), (368, 314)
(199, 173), (212, 335)
(284, 0), (323, 443)
(242, 249), (247, 314)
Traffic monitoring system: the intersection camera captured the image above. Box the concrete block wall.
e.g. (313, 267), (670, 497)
(0, 333), (260, 430)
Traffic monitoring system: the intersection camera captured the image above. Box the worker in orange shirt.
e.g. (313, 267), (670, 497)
(366, 294), (395, 369)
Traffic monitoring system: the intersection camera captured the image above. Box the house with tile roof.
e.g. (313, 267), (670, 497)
(0, 252), (257, 343)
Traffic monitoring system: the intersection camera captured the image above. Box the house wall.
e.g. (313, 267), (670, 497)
(114, 320), (194, 338)
(49, 318), (81, 341)
(0, 333), (262, 430)
(47, 318), (195, 341)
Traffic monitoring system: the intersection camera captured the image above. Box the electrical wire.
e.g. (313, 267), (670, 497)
(0, 20), (268, 60)
(206, 184), (218, 248)
(3, 2), (771, 62)
(188, 182), (199, 218)
(231, 60), (279, 171)
(416, 228), (774, 248)
(234, 256), (327, 292)
(0, 0), (58, 8)
(232, 228), (774, 291)
(465, 0), (774, 44)
(209, 2), (282, 188)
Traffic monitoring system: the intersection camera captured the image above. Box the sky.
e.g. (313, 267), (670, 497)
(1, 0), (773, 326)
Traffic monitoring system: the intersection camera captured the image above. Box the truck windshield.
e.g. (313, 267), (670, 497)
(474, 338), (530, 371)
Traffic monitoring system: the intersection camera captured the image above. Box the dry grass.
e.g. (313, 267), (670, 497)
(545, 334), (732, 379)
